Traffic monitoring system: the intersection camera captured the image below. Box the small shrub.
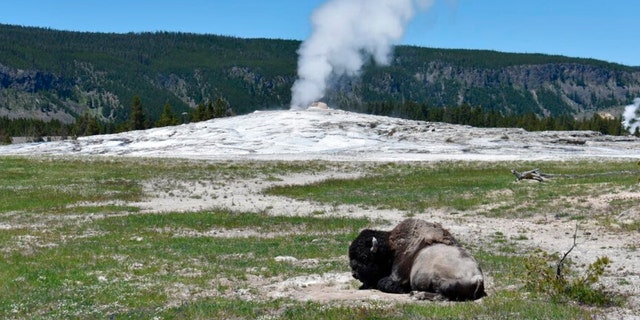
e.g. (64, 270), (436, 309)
(524, 250), (623, 307)
(1, 133), (11, 145)
(511, 234), (528, 241)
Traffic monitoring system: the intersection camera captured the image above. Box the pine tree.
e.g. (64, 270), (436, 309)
(129, 96), (146, 130)
(192, 103), (206, 122)
(204, 101), (214, 120)
(73, 113), (101, 136)
(212, 97), (229, 118)
(73, 113), (88, 137)
(156, 103), (179, 127)
(85, 116), (101, 135)
(0, 131), (11, 145)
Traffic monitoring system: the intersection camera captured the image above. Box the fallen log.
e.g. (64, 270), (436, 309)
(510, 168), (551, 182)
(512, 165), (640, 182)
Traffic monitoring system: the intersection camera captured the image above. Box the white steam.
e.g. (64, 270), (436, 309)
(622, 98), (640, 134)
(290, 0), (434, 109)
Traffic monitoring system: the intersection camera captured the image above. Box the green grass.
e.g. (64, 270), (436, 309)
(0, 157), (328, 214)
(0, 156), (634, 319)
(265, 162), (509, 211)
(265, 160), (640, 217)
(159, 293), (591, 320)
(0, 157), (148, 212)
(0, 210), (373, 319)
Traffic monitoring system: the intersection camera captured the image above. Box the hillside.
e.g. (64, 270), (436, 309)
(1, 23), (639, 124)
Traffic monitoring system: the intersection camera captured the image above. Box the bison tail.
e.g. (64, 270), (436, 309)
(471, 275), (487, 299)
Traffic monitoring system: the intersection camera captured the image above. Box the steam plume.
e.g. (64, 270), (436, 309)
(622, 98), (640, 134)
(290, 0), (434, 109)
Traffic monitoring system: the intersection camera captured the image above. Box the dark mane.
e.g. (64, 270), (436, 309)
(348, 229), (393, 289)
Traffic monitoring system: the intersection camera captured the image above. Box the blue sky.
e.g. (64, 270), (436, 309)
(1, 0), (638, 66)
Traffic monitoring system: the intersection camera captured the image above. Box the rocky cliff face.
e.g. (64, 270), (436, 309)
(0, 64), (77, 122)
(430, 62), (640, 114)
(0, 61), (131, 123)
(331, 59), (640, 117)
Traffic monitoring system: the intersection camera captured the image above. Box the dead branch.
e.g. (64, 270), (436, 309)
(556, 222), (579, 281)
(512, 166), (639, 181)
(510, 168), (552, 182)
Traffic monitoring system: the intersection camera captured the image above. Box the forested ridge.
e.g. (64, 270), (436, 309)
(1, 23), (639, 142)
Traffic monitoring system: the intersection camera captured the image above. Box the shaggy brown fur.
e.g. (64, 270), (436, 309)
(388, 219), (459, 285)
(349, 218), (486, 300)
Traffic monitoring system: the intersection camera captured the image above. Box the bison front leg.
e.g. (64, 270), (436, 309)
(377, 276), (411, 294)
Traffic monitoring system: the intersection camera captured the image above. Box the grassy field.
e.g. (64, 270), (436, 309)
(265, 161), (639, 217)
(1, 156), (638, 319)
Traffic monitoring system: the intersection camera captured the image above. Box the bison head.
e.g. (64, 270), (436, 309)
(348, 229), (394, 289)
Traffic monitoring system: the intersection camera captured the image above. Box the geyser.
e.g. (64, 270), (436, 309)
(290, 0), (434, 109)
(622, 98), (640, 134)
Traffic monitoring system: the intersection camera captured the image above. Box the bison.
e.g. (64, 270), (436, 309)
(349, 218), (486, 301)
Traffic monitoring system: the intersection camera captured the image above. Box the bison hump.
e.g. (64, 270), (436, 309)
(389, 218), (458, 261)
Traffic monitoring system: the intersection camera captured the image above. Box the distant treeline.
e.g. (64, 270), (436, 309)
(0, 96), (234, 144)
(1, 100), (636, 145)
(354, 101), (638, 136)
(0, 117), (72, 144)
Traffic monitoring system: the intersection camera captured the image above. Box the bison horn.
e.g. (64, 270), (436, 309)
(370, 237), (379, 253)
